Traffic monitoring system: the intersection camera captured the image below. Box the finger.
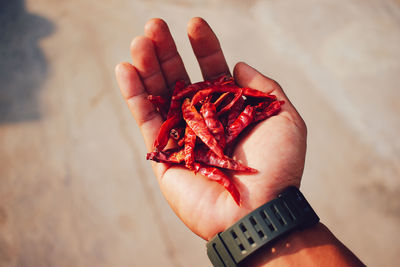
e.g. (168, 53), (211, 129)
(115, 62), (163, 151)
(233, 62), (290, 101)
(187, 17), (230, 80)
(130, 36), (168, 96)
(145, 18), (190, 88)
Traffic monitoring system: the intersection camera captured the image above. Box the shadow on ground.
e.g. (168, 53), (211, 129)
(0, 0), (54, 124)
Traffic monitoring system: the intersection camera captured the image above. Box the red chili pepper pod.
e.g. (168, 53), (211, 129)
(153, 80), (187, 151)
(148, 95), (169, 120)
(217, 89), (243, 116)
(213, 74), (233, 85)
(182, 98), (225, 158)
(172, 86), (198, 101)
(226, 105), (255, 146)
(194, 163), (241, 206)
(153, 113), (182, 151)
(172, 78), (222, 100)
(254, 100), (285, 122)
(166, 80), (186, 119)
(146, 148), (185, 164)
(195, 146), (257, 173)
(200, 102), (226, 148)
(213, 92), (231, 108)
(227, 96), (245, 127)
(177, 137), (185, 147)
(242, 88), (277, 100)
(191, 85), (241, 106)
(184, 126), (196, 170)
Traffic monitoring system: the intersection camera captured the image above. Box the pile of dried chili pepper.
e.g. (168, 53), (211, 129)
(146, 75), (284, 206)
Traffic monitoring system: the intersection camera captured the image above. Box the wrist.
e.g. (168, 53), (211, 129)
(241, 222), (326, 267)
(242, 222), (365, 267)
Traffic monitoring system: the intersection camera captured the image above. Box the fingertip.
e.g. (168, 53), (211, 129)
(115, 62), (135, 82)
(234, 62), (285, 96)
(130, 35), (151, 52)
(145, 18), (168, 38)
(145, 17), (165, 27)
(115, 62), (126, 85)
(187, 17), (208, 37)
(129, 35), (162, 82)
(115, 62), (123, 76)
(115, 62), (144, 100)
(115, 62), (130, 75)
(233, 61), (249, 78)
(233, 61), (258, 87)
(187, 17), (204, 27)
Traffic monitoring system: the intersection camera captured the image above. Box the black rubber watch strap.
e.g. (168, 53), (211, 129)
(206, 186), (319, 267)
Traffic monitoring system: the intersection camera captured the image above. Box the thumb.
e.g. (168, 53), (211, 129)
(233, 62), (306, 130)
(233, 62), (288, 101)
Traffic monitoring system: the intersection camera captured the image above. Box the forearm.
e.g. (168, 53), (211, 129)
(242, 223), (365, 267)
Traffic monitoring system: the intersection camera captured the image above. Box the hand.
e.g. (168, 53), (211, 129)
(115, 17), (307, 241)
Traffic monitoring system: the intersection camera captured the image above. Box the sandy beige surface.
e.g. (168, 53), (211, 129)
(1, 0), (399, 266)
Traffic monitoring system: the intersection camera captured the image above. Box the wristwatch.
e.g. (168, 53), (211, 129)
(206, 186), (319, 267)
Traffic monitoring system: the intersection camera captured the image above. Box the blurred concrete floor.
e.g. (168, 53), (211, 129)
(1, 0), (399, 266)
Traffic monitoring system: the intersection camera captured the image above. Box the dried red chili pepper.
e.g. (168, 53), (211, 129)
(166, 80), (186, 119)
(172, 79), (219, 100)
(182, 98), (225, 158)
(200, 102), (226, 148)
(153, 114), (182, 151)
(194, 163), (240, 205)
(172, 85), (198, 101)
(226, 96), (245, 127)
(146, 148), (185, 164)
(191, 85), (239, 106)
(177, 136), (185, 147)
(153, 80), (186, 151)
(213, 92), (230, 108)
(213, 74), (233, 85)
(254, 100), (285, 122)
(191, 84), (276, 107)
(217, 89), (243, 116)
(226, 105), (255, 146)
(253, 99), (272, 111)
(242, 87), (277, 100)
(195, 146), (257, 173)
(148, 95), (169, 120)
(184, 126), (196, 170)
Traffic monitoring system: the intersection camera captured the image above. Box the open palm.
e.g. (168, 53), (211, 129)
(115, 17), (307, 241)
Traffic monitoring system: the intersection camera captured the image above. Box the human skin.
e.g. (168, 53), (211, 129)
(115, 17), (364, 266)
